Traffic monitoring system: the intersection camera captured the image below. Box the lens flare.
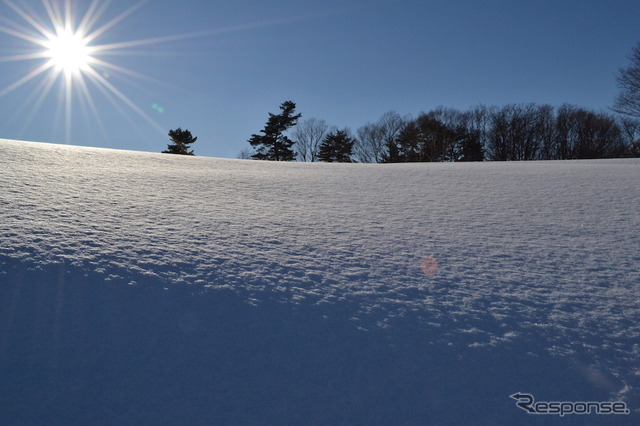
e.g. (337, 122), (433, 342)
(421, 257), (439, 275)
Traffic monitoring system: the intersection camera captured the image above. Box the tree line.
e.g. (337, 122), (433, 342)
(164, 41), (640, 161)
(240, 101), (639, 162)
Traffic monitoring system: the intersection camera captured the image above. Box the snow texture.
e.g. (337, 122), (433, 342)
(1, 139), (639, 425)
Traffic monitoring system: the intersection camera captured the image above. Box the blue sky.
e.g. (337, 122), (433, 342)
(0, 0), (638, 158)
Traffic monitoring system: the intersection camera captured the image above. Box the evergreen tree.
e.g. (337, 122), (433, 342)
(318, 129), (355, 162)
(248, 101), (301, 161)
(457, 128), (485, 161)
(386, 120), (419, 162)
(162, 128), (197, 155)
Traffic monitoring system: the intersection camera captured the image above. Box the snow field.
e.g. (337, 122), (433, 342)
(1, 139), (638, 424)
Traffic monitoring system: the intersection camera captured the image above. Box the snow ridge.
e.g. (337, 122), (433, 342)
(1, 139), (638, 424)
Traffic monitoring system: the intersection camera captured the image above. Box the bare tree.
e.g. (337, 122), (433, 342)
(486, 104), (547, 161)
(572, 111), (625, 159)
(355, 111), (405, 163)
(613, 42), (640, 118)
(426, 106), (463, 129)
(554, 104), (580, 159)
(464, 104), (495, 156)
(618, 116), (640, 142)
(237, 148), (254, 159)
(533, 104), (556, 160)
(618, 116), (640, 156)
(379, 111), (406, 154)
(354, 122), (384, 163)
(292, 118), (329, 162)
(555, 105), (626, 159)
(426, 106), (486, 161)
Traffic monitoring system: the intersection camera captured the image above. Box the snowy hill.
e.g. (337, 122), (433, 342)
(1, 139), (638, 425)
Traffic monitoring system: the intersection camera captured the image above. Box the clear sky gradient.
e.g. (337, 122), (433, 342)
(0, 0), (638, 158)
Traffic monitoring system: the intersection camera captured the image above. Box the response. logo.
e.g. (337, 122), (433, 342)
(510, 392), (630, 417)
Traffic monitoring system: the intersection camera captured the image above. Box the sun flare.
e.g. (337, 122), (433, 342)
(45, 28), (92, 76)
(0, 0), (170, 143)
(0, 0), (254, 145)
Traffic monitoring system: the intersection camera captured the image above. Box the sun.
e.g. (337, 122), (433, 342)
(0, 0), (170, 144)
(0, 0), (278, 146)
(45, 28), (92, 76)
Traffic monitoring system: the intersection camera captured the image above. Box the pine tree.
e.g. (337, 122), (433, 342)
(318, 129), (355, 162)
(457, 128), (484, 161)
(162, 128), (197, 155)
(248, 101), (301, 161)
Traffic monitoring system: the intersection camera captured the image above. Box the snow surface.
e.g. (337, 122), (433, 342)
(1, 138), (639, 425)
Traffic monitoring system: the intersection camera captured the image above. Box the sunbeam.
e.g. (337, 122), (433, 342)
(0, 0), (163, 144)
(0, 62), (52, 97)
(0, 0), (329, 147)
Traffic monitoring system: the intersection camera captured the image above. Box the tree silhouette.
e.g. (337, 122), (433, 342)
(318, 129), (355, 162)
(248, 101), (301, 161)
(293, 118), (330, 162)
(613, 42), (640, 118)
(355, 111), (405, 163)
(163, 128), (197, 155)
